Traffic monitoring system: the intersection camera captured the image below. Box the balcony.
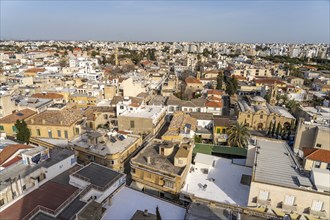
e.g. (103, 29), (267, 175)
(256, 198), (271, 207)
(309, 208), (327, 219)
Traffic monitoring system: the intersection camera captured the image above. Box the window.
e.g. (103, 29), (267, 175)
(57, 130), (61, 138)
(316, 144), (322, 148)
(284, 195), (295, 206)
(131, 168), (136, 174)
(12, 126), (18, 133)
(247, 114), (250, 118)
(314, 161), (321, 168)
(0, 125), (4, 131)
(48, 130), (52, 138)
(311, 200), (323, 212)
(22, 185), (26, 191)
(120, 106), (124, 110)
(164, 180), (174, 189)
(258, 190), (269, 201)
(75, 128), (79, 135)
(145, 172), (151, 179)
(64, 130), (68, 139)
(327, 163), (330, 170)
(103, 114), (108, 120)
(222, 129), (226, 134)
(36, 129), (41, 136)
(260, 115), (263, 119)
(0, 198), (4, 207)
(130, 120), (135, 128)
(216, 128), (221, 134)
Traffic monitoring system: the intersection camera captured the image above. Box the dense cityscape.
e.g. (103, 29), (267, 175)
(0, 0), (330, 220)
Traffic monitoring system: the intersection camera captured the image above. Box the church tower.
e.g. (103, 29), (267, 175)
(270, 82), (278, 106)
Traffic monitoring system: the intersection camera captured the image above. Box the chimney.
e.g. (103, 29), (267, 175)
(144, 209), (148, 217)
(147, 156), (151, 165)
(42, 119), (46, 124)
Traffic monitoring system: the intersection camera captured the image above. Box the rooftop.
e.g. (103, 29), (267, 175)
(73, 163), (124, 188)
(182, 153), (252, 206)
(1, 166), (79, 220)
(304, 148), (330, 163)
(72, 132), (140, 156)
(0, 148), (74, 187)
(0, 144), (32, 165)
(26, 108), (82, 126)
(119, 105), (165, 120)
(31, 92), (63, 99)
(131, 139), (187, 176)
(101, 187), (186, 220)
(0, 109), (36, 124)
(253, 138), (313, 189)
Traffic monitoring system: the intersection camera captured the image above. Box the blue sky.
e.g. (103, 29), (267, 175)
(0, 0), (329, 43)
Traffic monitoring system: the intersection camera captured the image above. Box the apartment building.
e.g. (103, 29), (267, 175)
(71, 131), (142, 171)
(118, 105), (166, 135)
(130, 139), (193, 199)
(0, 94), (16, 118)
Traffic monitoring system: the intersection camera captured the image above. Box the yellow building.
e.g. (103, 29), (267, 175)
(303, 148), (330, 171)
(72, 131), (142, 171)
(26, 108), (84, 140)
(130, 139), (193, 199)
(213, 117), (232, 144)
(162, 111), (197, 142)
(0, 109), (37, 136)
(69, 94), (97, 108)
(236, 96), (295, 131)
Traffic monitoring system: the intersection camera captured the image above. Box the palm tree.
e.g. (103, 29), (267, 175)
(227, 123), (251, 148)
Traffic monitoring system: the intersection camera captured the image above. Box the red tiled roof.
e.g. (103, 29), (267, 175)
(207, 96), (222, 102)
(255, 78), (285, 85)
(232, 75), (246, 80)
(32, 92), (63, 99)
(304, 148), (330, 163)
(0, 109), (37, 124)
(185, 77), (202, 84)
(1, 156), (22, 168)
(207, 89), (224, 96)
(0, 144), (32, 165)
(205, 101), (223, 108)
(25, 68), (46, 73)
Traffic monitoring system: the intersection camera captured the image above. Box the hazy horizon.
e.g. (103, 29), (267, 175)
(1, 1), (329, 44)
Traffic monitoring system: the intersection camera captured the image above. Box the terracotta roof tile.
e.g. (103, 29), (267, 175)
(185, 77), (202, 84)
(305, 148), (330, 163)
(0, 109), (37, 124)
(0, 144), (32, 165)
(31, 93), (63, 99)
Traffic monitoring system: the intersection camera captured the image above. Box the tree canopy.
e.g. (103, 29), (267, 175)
(227, 123), (250, 148)
(15, 120), (31, 144)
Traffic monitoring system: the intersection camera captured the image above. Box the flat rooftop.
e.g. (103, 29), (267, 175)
(182, 153), (252, 206)
(253, 138), (313, 189)
(119, 105), (165, 120)
(72, 133), (140, 156)
(0, 148), (74, 187)
(74, 163), (124, 188)
(131, 139), (186, 176)
(101, 187), (185, 220)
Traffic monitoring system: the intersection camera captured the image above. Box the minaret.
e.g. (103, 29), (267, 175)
(115, 47), (119, 66)
(270, 82), (278, 106)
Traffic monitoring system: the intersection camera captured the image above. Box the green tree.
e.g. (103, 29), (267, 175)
(286, 100), (299, 113)
(267, 121), (273, 135)
(15, 120), (31, 144)
(91, 51), (99, 57)
(216, 73), (223, 90)
(156, 206), (162, 220)
(194, 135), (202, 143)
(227, 123), (250, 148)
(271, 121), (276, 136)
